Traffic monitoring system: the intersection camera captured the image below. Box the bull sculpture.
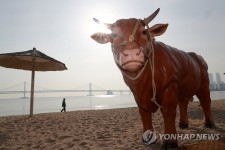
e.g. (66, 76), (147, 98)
(91, 8), (214, 149)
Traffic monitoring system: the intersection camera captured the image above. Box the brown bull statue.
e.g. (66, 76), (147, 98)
(91, 8), (214, 149)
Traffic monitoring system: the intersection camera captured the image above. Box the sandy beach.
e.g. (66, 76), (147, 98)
(0, 100), (225, 150)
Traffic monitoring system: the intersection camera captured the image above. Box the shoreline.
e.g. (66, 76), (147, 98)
(0, 98), (224, 118)
(0, 100), (225, 149)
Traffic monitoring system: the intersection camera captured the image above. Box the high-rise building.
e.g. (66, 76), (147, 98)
(216, 73), (223, 90)
(208, 73), (214, 84)
(208, 73), (215, 90)
(216, 73), (222, 84)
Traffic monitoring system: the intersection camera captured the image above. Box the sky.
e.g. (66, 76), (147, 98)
(0, 0), (225, 94)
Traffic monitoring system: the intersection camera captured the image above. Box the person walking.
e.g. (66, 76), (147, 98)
(61, 98), (66, 112)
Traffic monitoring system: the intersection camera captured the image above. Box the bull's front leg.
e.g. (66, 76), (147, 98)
(139, 108), (157, 144)
(139, 108), (153, 131)
(160, 83), (179, 149)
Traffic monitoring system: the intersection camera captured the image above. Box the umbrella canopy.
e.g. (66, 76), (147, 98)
(0, 48), (66, 71)
(0, 47), (67, 116)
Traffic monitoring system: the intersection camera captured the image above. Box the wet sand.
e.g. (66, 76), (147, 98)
(0, 100), (225, 149)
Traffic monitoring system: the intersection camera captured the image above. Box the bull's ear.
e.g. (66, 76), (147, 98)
(91, 32), (112, 44)
(148, 24), (168, 37)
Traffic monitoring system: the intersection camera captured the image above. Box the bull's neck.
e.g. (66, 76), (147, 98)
(120, 41), (161, 112)
(123, 63), (159, 113)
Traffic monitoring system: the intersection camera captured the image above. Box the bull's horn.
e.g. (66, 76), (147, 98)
(93, 18), (112, 30)
(144, 8), (160, 24)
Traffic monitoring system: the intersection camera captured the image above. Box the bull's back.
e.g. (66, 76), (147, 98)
(157, 42), (204, 98)
(157, 43), (202, 79)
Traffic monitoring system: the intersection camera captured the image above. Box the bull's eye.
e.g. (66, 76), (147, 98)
(142, 30), (147, 35)
(111, 33), (118, 38)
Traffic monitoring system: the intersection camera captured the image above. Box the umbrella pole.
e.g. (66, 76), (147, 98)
(30, 58), (35, 117)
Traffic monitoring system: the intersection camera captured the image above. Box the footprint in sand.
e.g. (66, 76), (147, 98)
(58, 135), (72, 141)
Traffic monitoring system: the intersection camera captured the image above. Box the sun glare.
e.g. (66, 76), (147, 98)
(92, 22), (111, 33)
(88, 8), (117, 34)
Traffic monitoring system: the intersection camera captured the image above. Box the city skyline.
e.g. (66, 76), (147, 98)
(209, 72), (225, 90)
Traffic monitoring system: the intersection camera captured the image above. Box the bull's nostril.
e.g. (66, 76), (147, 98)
(136, 49), (141, 56)
(122, 51), (129, 57)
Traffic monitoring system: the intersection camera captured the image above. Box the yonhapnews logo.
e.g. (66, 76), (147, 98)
(142, 130), (220, 145)
(142, 129), (157, 144)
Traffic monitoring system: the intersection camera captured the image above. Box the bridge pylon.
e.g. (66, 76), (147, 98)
(87, 82), (93, 96)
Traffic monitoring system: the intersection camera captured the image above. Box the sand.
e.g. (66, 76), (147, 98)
(0, 100), (225, 150)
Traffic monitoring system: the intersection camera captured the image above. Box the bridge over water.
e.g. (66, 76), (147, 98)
(0, 82), (131, 97)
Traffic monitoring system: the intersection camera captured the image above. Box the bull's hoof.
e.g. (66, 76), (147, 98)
(179, 122), (188, 129)
(205, 122), (216, 128)
(161, 141), (178, 150)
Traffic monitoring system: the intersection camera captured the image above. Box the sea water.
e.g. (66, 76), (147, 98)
(0, 91), (224, 117)
(0, 94), (136, 116)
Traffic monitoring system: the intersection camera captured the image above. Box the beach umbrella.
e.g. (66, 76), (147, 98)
(0, 47), (67, 116)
